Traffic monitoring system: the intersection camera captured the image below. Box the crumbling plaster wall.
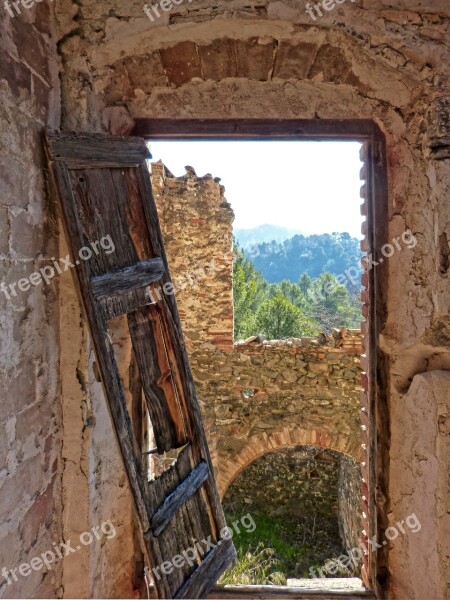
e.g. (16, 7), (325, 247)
(0, 4), (63, 600)
(55, 0), (450, 598)
(58, 248), (141, 599)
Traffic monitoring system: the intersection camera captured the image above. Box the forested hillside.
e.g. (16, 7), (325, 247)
(234, 225), (303, 248)
(233, 235), (362, 340)
(237, 232), (361, 284)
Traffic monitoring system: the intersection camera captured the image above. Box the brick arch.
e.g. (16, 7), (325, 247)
(217, 426), (360, 498)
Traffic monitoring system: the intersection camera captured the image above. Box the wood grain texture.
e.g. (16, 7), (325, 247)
(134, 161), (229, 539)
(175, 539), (236, 599)
(151, 461), (209, 536)
(128, 304), (188, 452)
(45, 130), (234, 599)
(133, 119), (375, 141)
(46, 129), (151, 163)
(91, 257), (165, 298)
(208, 586), (375, 599)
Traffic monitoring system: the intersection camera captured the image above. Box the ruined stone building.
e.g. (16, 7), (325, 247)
(0, 0), (449, 599)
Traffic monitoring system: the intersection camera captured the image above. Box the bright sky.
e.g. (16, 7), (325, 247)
(149, 141), (364, 238)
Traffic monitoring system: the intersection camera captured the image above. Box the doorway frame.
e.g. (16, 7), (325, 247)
(133, 118), (389, 597)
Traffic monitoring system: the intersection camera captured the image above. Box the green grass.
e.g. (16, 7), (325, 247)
(219, 543), (287, 586)
(219, 512), (351, 584)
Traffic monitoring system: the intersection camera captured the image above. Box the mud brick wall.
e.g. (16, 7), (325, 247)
(0, 6), (62, 599)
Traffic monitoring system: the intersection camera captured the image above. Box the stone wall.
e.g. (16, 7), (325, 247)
(54, 0), (450, 597)
(223, 446), (360, 578)
(193, 336), (363, 495)
(0, 5), (62, 599)
(151, 165), (363, 496)
(151, 162), (234, 351)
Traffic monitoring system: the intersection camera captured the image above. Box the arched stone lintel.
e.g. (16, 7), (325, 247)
(217, 425), (360, 498)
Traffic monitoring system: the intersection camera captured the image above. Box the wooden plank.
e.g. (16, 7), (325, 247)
(175, 438), (214, 554)
(175, 539), (236, 599)
(99, 287), (158, 321)
(91, 257), (165, 298)
(151, 461), (209, 536)
(158, 292), (228, 537)
(146, 462), (186, 598)
(209, 585), (376, 599)
(147, 444), (207, 594)
(134, 163), (229, 538)
(46, 129), (151, 163)
(134, 119), (375, 140)
(128, 304), (188, 452)
(368, 126), (389, 595)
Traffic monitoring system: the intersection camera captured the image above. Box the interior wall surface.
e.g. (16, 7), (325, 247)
(0, 5), (63, 599)
(55, 1), (450, 598)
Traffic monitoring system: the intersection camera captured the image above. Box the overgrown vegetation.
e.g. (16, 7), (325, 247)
(219, 513), (351, 584)
(233, 240), (361, 340)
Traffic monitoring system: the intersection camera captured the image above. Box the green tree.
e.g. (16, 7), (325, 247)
(279, 279), (306, 308)
(299, 273), (312, 295)
(233, 244), (268, 339)
(306, 272), (360, 330)
(255, 293), (320, 339)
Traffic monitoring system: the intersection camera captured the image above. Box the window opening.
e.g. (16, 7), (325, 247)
(147, 138), (369, 592)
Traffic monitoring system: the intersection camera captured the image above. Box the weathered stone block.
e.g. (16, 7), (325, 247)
(18, 478), (56, 553)
(198, 39), (236, 81)
(10, 208), (41, 259)
(160, 42), (201, 86)
(12, 18), (51, 81)
(309, 45), (352, 83)
(235, 38), (276, 81)
(1, 52), (32, 99)
(273, 41), (318, 80)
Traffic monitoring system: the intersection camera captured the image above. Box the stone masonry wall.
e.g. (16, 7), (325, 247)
(151, 162), (234, 351)
(151, 163), (364, 497)
(0, 5), (62, 600)
(223, 446), (355, 579)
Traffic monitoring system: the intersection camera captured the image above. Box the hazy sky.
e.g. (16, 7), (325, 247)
(149, 141), (364, 238)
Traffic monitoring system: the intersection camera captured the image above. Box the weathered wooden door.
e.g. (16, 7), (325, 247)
(45, 131), (236, 599)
